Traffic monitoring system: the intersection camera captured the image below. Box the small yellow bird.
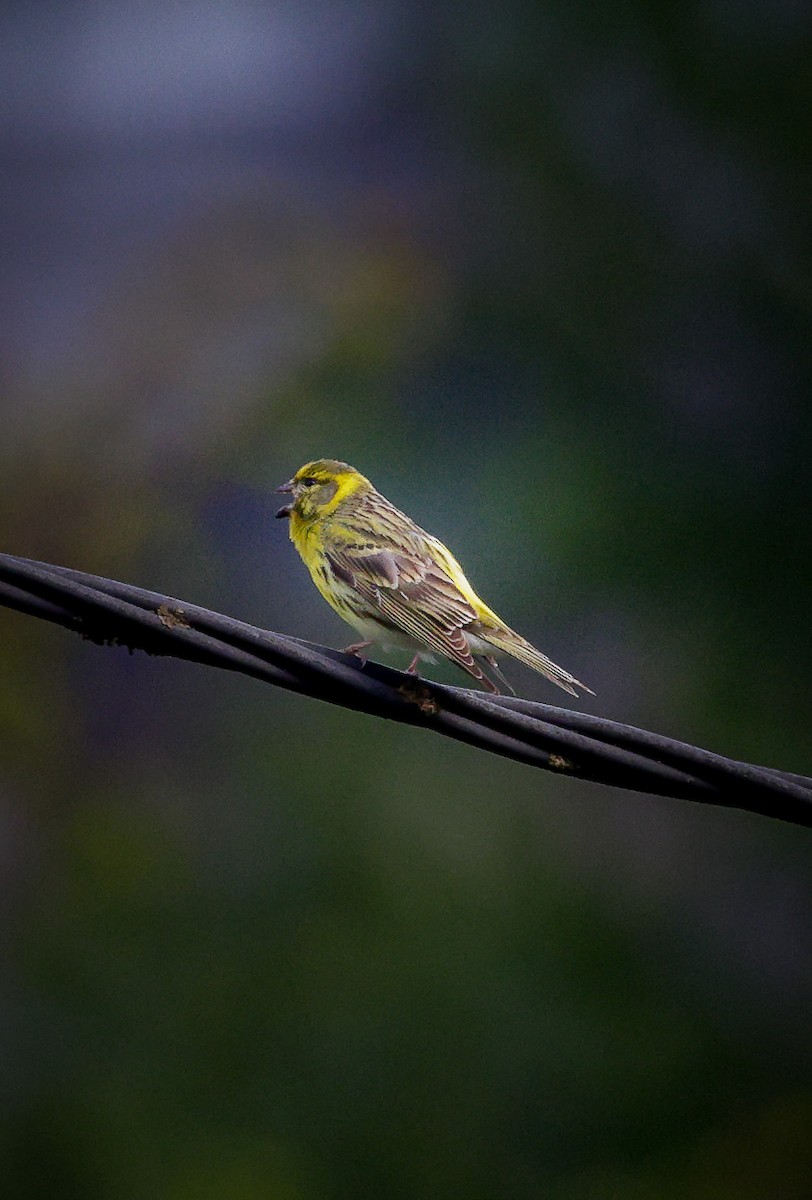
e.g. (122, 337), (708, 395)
(275, 459), (593, 698)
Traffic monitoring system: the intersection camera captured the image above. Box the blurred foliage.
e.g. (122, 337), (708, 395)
(0, 2), (810, 1197)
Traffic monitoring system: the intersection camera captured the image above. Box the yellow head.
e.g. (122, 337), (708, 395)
(275, 459), (370, 524)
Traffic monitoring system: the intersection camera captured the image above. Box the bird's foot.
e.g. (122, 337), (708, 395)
(406, 654), (421, 675)
(342, 639), (373, 660)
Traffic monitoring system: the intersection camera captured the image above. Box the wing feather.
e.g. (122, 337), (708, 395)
(324, 499), (483, 674)
(319, 487), (590, 697)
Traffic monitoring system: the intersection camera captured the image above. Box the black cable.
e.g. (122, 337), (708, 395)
(1, 553), (809, 828)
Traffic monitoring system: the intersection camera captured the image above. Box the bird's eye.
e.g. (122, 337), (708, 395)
(301, 477), (318, 488)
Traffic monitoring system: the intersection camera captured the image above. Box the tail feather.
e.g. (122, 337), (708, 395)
(482, 628), (594, 698)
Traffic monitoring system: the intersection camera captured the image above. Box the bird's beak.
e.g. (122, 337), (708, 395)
(275, 479), (294, 518)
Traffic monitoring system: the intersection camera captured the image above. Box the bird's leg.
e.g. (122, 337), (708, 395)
(343, 639), (373, 658)
(406, 654), (421, 675)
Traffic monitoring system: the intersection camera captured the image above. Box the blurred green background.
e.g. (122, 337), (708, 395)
(1, 3), (811, 1197)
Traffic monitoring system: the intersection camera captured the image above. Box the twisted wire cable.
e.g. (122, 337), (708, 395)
(1, 553), (809, 828)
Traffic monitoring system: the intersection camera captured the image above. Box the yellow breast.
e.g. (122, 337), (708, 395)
(288, 512), (354, 620)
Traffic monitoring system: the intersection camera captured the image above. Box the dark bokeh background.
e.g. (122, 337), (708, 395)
(2, 3), (811, 1197)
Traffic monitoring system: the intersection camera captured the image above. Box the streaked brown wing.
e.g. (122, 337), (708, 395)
(325, 533), (482, 673)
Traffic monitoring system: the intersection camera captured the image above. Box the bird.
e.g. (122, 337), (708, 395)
(275, 459), (593, 698)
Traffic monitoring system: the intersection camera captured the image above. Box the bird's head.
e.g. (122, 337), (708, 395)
(275, 459), (370, 522)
